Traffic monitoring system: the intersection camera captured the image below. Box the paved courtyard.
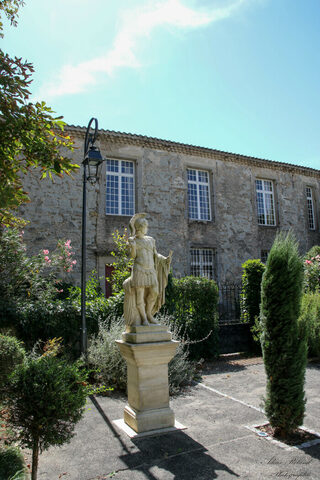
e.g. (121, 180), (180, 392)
(36, 357), (320, 479)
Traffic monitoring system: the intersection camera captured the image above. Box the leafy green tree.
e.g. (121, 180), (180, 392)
(260, 232), (307, 438)
(110, 229), (133, 294)
(4, 356), (88, 480)
(0, 1), (78, 227)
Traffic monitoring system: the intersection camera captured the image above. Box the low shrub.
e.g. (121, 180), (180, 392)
(0, 446), (27, 480)
(87, 319), (127, 391)
(87, 315), (196, 394)
(164, 276), (219, 359)
(298, 291), (320, 358)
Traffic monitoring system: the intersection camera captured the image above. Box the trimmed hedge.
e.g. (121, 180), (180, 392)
(240, 259), (265, 324)
(165, 276), (219, 359)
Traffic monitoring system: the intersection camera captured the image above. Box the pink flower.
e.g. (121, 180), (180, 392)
(43, 249), (49, 255)
(67, 267), (72, 272)
(65, 240), (71, 248)
(305, 260), (312, 265)
(44, 256), (51, 264)
(72, 260), (77, 265)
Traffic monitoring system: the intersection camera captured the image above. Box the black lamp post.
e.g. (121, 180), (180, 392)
(81, 118), (103, 355)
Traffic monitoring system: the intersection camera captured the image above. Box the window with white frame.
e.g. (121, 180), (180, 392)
(255, 179), (276, 226)
(306, 187), (315, 230)
(187, 169), (211, 221)
(190, 248), (215, 279)
(106, 159), (135, 216)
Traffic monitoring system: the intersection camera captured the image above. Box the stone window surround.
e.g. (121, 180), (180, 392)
(104, 155), (137, 217)
(255, 177), (277, 227)
(185, 165), (214, 223)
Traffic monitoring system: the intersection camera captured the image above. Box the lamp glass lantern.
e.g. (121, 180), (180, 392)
(85, 146), (103, 184)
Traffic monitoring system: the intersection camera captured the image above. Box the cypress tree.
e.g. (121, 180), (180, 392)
(260, 232), (307, 438)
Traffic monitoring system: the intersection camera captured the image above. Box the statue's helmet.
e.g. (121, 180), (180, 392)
(129, 213), (147, 236)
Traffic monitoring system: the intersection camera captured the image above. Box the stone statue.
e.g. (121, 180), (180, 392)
(123, 213), (172, 329)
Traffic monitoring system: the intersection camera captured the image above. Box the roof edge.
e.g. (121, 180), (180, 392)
(65, 124), (320, 177)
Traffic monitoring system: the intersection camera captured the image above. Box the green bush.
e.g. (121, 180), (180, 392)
(0, 335), (26, 391)
(261, 232), (307, 438)
(0, 446), (27, 480)
(164, 276), (219, 359)
(298, 291), (320, 358)
(0, 290), (125, 356)
(4, 356), (88, 480)
(240, 259), (265, 324)
(87, 315), (196, 394)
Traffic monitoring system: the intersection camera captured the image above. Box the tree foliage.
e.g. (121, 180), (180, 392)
(110, 229), (133, 294)
(0, 1), (78, 227)
(260, 232), (307, 438)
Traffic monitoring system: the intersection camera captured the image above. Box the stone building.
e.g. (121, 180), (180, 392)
(20, 125), (320, 293)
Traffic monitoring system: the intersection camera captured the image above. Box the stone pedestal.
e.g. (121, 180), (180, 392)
(116, 324), (178, 433)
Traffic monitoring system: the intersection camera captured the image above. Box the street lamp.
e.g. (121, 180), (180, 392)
(81, 118), (104, 355)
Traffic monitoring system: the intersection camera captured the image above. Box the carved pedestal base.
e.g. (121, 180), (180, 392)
(116, 325), (178, 434)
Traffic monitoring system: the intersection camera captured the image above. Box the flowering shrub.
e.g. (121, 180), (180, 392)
(0, 227), (77, 302)
(304, 255), (320, 292)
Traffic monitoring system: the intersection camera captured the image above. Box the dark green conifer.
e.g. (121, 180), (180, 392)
(260, 232), (307, 438)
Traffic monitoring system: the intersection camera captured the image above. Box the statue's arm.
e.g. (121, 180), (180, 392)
(127, 236), (136, 259)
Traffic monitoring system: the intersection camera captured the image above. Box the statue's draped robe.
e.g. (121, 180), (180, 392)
(123, 249), (171, 329)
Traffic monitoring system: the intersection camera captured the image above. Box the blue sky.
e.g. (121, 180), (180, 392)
(3, 0), (320, 169)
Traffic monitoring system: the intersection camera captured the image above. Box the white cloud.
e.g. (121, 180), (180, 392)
(36, 0), (246, 99)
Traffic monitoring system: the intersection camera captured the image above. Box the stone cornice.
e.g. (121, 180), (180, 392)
(66, 124), (320, 179)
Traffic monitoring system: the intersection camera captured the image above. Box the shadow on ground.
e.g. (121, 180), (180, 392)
(90, 396), (239, 480)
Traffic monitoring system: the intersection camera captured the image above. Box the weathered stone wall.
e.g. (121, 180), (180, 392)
(19, 127), (320, 290)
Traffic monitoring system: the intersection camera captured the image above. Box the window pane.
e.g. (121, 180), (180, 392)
(263, 181), (272, 192)
(198, 170), (209, 184)
(188, 183), (198, 219)
(187, 169), (197, 182)
(256, 179), (262, 191)
(121, 161), (134, 175)
(106, 159), (119, 172)
(121, 176), (134, 216)
(199, 184), (210, 220)
(106, 174), (119, 214)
